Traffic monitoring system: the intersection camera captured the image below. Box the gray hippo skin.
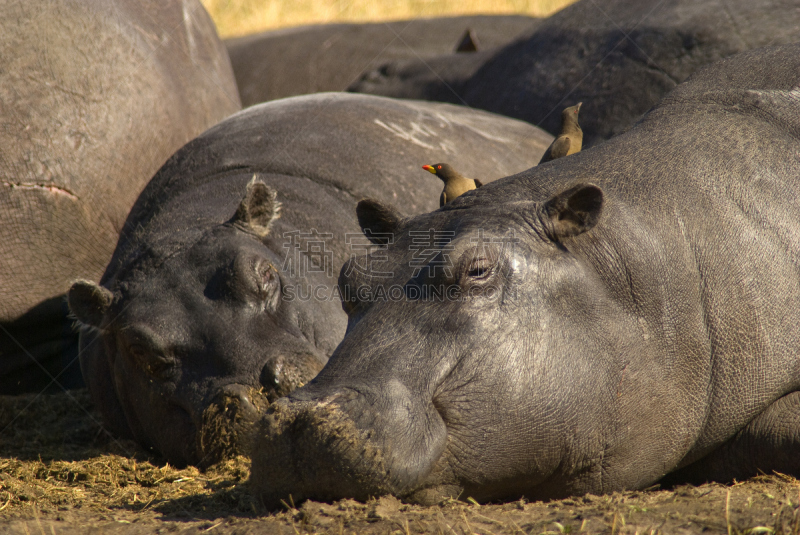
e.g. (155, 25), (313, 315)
(350, 0), (800, 147)
(0, 0), (241, 393)
(67, 93), (552, 467)
(251, 44), (800, 506)
(226, 16), (538, 107)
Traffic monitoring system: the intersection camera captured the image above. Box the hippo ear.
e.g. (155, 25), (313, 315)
(455, 29), (480, 53)
(68, 280), (113, 329)
(539, 183), (604, 241)
(356, 199), (402, 246)
(231, 176), (281, 237)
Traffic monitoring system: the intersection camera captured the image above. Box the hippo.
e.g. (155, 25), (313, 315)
(251, 44), (800, 507)
(66, 92), (553, 467)
(225, 15), (538, 107)
(349, 0), (800, 147)
(0, 0), (240, 394)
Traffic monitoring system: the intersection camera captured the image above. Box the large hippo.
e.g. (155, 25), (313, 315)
(350, 0), (800, 146)
(67, 93), (552, 467)
(226, 15), (538, 107)
(0, 0), (240, 394)
(251, 44), (800, 507)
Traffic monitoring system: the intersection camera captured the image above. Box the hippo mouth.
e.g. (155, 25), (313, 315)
(196, 384), (271, 468)
(250, 385), (454, 508)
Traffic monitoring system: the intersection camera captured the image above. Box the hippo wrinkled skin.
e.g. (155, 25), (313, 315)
(67, 93), (552, 467)
(252, 44), (800, 506)
(0, 0), (240, 393)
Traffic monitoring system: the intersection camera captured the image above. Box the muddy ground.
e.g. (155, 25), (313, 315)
(0, 390), (797, 534)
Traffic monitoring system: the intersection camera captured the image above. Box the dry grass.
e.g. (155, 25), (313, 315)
(0, 390), (254, 521)
(201, 0), (578, 37)
(0, 455), (253, 520)
(0, 390), (798, 533)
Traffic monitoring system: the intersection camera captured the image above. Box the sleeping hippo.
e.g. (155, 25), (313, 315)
(251, 44), (800, 506)
(0, 0), (240, 394)
(67, 93), (552, 467)
(226, 15), (538, 107)
(349, 0), (800, 147)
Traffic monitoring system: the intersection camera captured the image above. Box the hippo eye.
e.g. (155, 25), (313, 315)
(122, 331), (176, 380)
(468, 265), (489, 278)
(215, 252), (281, 311)
(254, 260), (280, 309)
(465, 257), (494, 281)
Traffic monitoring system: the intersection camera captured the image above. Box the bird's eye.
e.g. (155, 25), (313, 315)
(437, 165), (442, 169)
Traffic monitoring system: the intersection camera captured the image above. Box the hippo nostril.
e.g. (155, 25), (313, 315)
(259, 357), (283, 388)
(220, 383), (252, 401)
(209, 383), (270, 421)
(217, 384), (256, 417)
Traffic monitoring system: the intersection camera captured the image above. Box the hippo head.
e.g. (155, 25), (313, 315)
(249, 182), (664, 506)
(68, 179), (338, 467)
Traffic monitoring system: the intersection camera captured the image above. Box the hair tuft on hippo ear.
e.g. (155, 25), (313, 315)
(356, 199), (402, 246)
(230, 175), (281, 237)
(539, 183), (604, 241)
(68, 280), (114, 330)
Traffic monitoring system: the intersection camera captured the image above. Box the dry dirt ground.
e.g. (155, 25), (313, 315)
(0, 390), (798, 534)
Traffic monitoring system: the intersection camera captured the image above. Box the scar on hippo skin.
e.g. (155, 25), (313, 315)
(2, 182), (79, 200)
(229, 175), (281, 237)
(356, 198), (404, 245)
(539, 183), (604, 241)
(67, 280), (113, 330)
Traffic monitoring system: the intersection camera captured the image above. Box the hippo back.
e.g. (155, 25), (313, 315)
(350, 0), (800, 146)
(226, 16), (539, 106)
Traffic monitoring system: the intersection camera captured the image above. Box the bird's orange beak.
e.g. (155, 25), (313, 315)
(422, 165), (436, 174)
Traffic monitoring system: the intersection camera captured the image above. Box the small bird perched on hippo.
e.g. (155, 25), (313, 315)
(422, 163), (483, 206)
(538, 102), (583, 164)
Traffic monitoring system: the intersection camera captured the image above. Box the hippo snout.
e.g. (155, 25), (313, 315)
(250, 396), (394, 508)
(197, 384), (269, 468)
(250, 382), (449, 508)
